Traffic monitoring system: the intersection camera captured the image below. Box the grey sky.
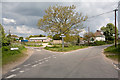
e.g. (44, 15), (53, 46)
(1, 0), (120, 37)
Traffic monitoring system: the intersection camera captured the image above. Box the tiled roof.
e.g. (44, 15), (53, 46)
(94, 30), (103, 37)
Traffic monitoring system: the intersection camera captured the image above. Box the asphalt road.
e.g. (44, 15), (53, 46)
(3, 45), (118, 79)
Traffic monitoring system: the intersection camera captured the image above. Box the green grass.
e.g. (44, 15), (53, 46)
(104, 45), (120, 54)
(45, 45), (88, 52)
(25, 44), (43, 47)
(104, 45), (120, 61)
(2, 44), (27, 65)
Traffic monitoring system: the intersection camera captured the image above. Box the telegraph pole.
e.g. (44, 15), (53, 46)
(114, 9), (118, 47)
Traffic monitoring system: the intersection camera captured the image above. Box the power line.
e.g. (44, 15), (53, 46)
(87, 10), (114, 20)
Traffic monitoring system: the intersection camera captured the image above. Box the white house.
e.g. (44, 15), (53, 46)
(29, 37), (52, 42)
(94, 30), (105, 41)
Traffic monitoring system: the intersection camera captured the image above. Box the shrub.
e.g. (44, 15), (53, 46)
(94, 41), (106, 46)
(2, 46), (10, 51)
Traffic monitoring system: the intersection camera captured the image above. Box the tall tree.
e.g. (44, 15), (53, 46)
(37, 5), (87, 35)
(0, 24), (10, 46)
(101, 23), (118, 41)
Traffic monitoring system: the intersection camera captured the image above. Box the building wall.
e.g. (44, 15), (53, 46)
(118, 1), (120, 38)
(95, 36), (105, 41)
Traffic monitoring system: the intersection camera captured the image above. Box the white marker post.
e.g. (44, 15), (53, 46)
(10, 48), (19, 50)
(60, 34), (65, 50)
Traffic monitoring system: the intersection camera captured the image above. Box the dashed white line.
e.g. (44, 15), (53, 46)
(39, 63), (42, 64)
(24, 64), (31, 67)
(32, 64), (38, 67)
(44, 58), (47, 59)
(116, 67), (120, 70)
(45, 60), (48, 62)
(6, 74), (16, 79)
(10, 68), (20, 72)
(19, 70), (24, 73)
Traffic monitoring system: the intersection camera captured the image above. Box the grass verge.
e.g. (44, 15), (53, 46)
(104, 45), (120, 62)
(2, 44), (27, 65)
(25, 44), (42, 47)
(44, 45), (88, 52)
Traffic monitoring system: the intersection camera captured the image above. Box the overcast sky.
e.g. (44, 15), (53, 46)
(1, 0), (120, 37)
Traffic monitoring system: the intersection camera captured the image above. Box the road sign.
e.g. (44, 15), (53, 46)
(60, 36), (66, 37)
(60, 34), (66, 37)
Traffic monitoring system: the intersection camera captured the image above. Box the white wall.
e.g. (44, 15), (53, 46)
(118, 1), (120, 38)
(95, 37), (105, 41)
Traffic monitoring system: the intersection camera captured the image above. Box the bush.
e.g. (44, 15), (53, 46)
(94, 41), (106, 46)
(106, 41), (114, 44)
(2, 46), (10, 51)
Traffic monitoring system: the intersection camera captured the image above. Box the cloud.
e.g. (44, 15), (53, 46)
(3, 25), (45, 37)
(2, 1), (119, 37)
(2, 18), (16, 24)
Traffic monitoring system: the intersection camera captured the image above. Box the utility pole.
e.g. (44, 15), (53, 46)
(114, 9), (118, 47)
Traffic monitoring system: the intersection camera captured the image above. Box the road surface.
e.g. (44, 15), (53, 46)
(2, 45), (118, 79)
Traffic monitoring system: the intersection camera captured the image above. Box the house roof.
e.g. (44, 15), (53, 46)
(29, 37), (47, 40)
(94, 30), (103, 37)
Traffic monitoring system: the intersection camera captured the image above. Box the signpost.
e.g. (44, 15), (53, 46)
(60, 34), (65, 50)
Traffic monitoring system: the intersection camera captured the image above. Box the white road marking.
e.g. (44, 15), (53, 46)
(39, 59), (44, 61)
(44, 58), (47, 59)
(39, 63), (42, 64)
(32, 64), (38, 67)
(116, 68), (120, 70)
(19, 70), (24, 73)
(24, 64), (30, 67)
(45, 60), (48, 62)
(6, 74), (16, 79)
(39, 60), (42, 61)
(10, 68), (20, 72)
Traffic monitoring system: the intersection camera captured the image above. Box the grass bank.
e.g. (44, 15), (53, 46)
(2, 44), (27, 65)
(25, 44), (43, 47)
(104, 45), (120, 62)
(45, 45), (88, 52)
